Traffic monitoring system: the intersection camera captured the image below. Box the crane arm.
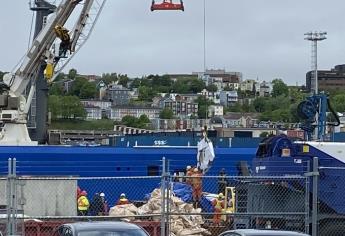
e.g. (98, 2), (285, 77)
(3, 0), (82, 97)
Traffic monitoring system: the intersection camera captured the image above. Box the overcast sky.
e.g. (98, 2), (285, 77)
(1, 0), (345, 85)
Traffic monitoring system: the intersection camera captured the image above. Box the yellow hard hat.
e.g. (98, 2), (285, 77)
(218, 193), (224, 198)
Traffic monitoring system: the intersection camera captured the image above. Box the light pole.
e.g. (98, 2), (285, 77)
(304, 31), (327, 94)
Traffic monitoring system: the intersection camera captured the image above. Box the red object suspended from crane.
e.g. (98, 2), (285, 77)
(151, 0), (184, 11)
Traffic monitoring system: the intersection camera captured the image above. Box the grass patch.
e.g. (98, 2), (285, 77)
(49, 119), (116, 131)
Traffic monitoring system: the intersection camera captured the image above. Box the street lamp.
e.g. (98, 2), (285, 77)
(304, 31), (327, 94)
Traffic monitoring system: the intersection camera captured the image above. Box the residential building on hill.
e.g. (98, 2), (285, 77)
(162, 97), (198, 118)
(105, 84), (130, 105)
(108, 106), (161, 121)
(208, 105), (224, 117)
(80, 100), (112, 111)
(219, 91), (238, 107)
(84, 105), (102, 120)
(222, 112), (260, 128)
(258, 80), (272, 97)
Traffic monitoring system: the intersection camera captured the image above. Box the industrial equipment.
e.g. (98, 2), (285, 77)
(151, 0), (184, 11)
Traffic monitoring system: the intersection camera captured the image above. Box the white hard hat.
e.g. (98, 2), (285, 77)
(120, 193), (126, 197)
(100, 193), (105, 197)
(193, 168), (199, 172)
(187, 165), (191, 170)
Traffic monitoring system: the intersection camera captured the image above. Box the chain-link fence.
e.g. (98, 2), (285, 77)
(316, 158), (345, 236)
(1, 157), (313, 236)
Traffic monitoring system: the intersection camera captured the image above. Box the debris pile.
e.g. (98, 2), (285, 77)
(109, 188), (210, 236)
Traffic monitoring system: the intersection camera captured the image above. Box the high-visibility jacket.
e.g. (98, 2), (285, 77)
(78, 196), (90, 211)
(212, 198), (224, 211)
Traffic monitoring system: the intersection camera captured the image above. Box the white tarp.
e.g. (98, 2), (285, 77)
(197, 138), (215, 172)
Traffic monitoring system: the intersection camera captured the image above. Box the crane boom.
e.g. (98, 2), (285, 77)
(0, 0), (105, 145)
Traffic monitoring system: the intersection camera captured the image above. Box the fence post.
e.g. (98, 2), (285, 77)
(7, 158), (17, 236)
(312, 157), (319, 236)
(304, 161), (310, 235)
(161, 157), (166, 236)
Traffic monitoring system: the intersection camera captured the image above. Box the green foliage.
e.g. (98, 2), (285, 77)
(54, 73), (66, 82)
(69, 77), (96, 99)
(331, 94), (345, 112)
(195, 96), (214, 118)
(138, 86), (157, 101)
(121, 115), (151, 129)
(48, 95), (86, 120)
(80, 82), (97, 99)
(260, 131), (269, 138)
(101, 73), (118, 85)
(50, 119), (116, 130)
(68, 69), (77, 80)
(160, 108), (174, 119)
(118, 75), (129, 87)
(206, 84), (218, 92)
(271, 78), (289, 97)
(49, 83), (64, 96)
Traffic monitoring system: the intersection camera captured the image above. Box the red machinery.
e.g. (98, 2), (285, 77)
(151, 0), (184, 11)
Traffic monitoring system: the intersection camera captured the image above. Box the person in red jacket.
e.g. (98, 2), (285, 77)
(116, 193), (129, 205)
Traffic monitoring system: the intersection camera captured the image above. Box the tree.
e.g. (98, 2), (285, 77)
(101, 72), (118, 85)
(48, 95), (86, 120)
(190, 78), (205, 93)
(68, 68), (77, 80)
(121, 115), (138, 127)
(331, 94), (345, 112)
(118, 74), (129, 88)
(48, 95), (62, 120)
(138, 114), (150, 128)
(49, 83), (64, 96)
(271, 79), (288, 97)
(80, 82), (97, 99)
(206, 84), (218, 92)
(160, 108), (174, 119)
(69, 77), (88, 97)
(138, 86), (156, 101)
(253, 97), (266, 113)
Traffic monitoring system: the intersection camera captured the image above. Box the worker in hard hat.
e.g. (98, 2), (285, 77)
(117, 193), (129, 205)
(54, 24), (71, 57)
(191, 167), (203, 208)
(185, 165), (192, 185)
(212, 193), (225, 226)
(77, 190), (90, 216)
(99, 192), (109, 215)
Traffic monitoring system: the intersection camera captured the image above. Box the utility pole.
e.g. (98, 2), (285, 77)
(304, 31), (327, 94)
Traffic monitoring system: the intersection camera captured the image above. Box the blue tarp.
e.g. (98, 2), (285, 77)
(172, 182), (193, 203)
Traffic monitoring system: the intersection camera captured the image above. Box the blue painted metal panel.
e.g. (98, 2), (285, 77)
(0, 145), (256, 203)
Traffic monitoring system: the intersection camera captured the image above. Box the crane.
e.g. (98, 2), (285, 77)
(0, 0), (185, 145)
(1, 0), (106, 145)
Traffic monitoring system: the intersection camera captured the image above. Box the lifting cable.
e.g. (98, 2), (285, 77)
(203, 0), (206, 73)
